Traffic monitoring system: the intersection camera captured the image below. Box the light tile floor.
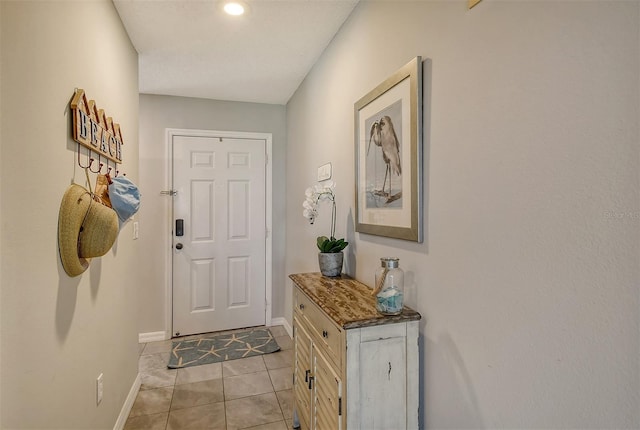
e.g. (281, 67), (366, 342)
(125, 326), (295, 430)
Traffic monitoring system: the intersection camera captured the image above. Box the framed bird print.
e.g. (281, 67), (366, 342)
(354, 56), (423, 242)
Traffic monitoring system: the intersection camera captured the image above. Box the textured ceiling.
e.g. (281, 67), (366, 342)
(113, 0), (359, 105)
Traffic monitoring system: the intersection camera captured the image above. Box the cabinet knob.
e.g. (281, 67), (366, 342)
(322, 330), (328, 338)
(299, 303), (305, 310)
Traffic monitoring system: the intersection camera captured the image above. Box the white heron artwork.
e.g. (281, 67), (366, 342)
(367, 114), (402, 205)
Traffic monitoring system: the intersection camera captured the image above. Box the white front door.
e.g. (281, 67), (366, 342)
(172, 134), (266, 336)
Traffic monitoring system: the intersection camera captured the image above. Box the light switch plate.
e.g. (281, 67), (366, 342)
(96, 373), (104, 405)
(317, 163), (332, 181)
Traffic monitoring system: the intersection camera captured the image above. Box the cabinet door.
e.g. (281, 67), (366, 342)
(358, 336), (407, 429)
(313, 347), (343, 430)
(294, 317), (313, 430)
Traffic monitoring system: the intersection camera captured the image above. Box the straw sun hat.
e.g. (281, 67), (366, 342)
(58, 184), (119, 277)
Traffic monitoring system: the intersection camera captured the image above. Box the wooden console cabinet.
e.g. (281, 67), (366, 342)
(290, 273), (421, 430)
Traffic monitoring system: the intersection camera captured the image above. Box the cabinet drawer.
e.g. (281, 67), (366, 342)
(295, 287), (343, 368)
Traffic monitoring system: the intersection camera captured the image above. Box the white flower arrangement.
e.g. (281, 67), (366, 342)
(302, 180), (348, 253)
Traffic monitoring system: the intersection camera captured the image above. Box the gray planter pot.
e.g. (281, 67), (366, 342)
(318, 252), (343, 277)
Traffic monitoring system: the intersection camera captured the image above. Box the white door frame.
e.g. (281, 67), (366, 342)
(165, 128), (273, 338)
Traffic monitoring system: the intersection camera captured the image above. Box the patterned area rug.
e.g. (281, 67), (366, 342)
(167, 328), (280, 369)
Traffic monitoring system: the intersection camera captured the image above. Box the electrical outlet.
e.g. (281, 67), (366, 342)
(96, 373), (104, 405)
(133, 221), (139, 240)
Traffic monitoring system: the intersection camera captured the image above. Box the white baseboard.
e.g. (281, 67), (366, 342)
(270, 317), (292, 338)
(138, 331), (167, 343)
(113, 373), (141, 430)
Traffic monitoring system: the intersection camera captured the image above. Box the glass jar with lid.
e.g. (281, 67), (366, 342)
(374, 257), (404, 315)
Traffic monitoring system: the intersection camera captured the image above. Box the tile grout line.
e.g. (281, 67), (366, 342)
(222, 370), (231, 428)
(264, 354), (289, 429)
(164, 366), (175, 430)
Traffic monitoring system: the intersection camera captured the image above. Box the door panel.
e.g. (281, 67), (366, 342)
(228, 180), (250, 239)
(313, 347), (342, 430)
(190, 180), (215, 241)
(191, 258), (215, 311)
(294, 317), (313, 430)
(172, 135), (266, 336)
(358, 336), (407, 429)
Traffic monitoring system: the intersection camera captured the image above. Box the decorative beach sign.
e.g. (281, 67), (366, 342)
(70, 88), (123, 163)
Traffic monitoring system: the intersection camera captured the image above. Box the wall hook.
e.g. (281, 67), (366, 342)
(90, 154), (104, 174)
(89, 158), (101, 173)
(77, 143), (93, 169)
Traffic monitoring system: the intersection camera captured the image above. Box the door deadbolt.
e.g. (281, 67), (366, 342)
(175, 219), (184, 236)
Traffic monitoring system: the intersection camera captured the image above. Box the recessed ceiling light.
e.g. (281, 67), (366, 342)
(223, 1), (247, 16)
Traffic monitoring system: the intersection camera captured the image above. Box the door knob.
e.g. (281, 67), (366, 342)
(175, 243), (183, 250)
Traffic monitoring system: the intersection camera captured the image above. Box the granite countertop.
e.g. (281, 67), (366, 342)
(289, 272), (421, 330)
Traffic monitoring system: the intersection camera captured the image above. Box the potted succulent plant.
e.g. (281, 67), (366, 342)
(303, 181), (348, 277)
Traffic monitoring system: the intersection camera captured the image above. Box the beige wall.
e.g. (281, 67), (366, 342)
(0, 2), (4, 425)
(0, 1), (139, 428)
(286, 1), (639, 428)
(138, 94), (286, 335)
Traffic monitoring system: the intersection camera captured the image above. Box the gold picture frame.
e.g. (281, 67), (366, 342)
(354, 57), (423, 242)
